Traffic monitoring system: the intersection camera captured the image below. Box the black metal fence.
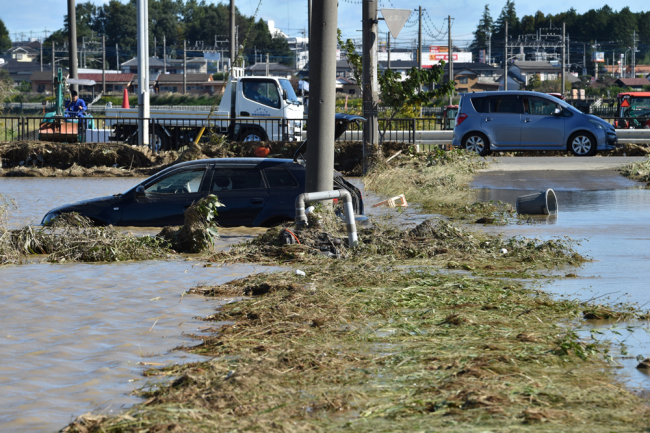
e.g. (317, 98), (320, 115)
(0, 116), (305, 150)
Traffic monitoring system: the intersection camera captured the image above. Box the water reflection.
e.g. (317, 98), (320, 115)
(476, 185), (650, 390)
(0, 260), (280, 432)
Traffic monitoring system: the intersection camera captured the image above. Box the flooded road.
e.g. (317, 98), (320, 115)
(0, 260), (280, 432)
(0, 177), (277, 432)
(473, 174), (650, 392)
(2, 171), (650, 431)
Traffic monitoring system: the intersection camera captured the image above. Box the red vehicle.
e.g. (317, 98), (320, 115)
(614, 92), (650, 129)
(443, 105), (459, 130)
(547, 93), (566, 100)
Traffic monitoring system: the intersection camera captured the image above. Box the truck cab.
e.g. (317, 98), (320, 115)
(219, 70), (304, 142)
(614, 92), (650, 129)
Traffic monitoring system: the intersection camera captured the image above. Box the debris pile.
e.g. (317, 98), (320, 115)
(157, 195), (223, 254)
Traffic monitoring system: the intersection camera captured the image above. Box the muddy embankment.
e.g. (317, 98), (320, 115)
(0, 140), (413, 178)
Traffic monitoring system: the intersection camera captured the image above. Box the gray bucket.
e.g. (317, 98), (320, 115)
(516, 189), (558, 215)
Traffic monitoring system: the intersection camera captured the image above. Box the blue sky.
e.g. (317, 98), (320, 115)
(2, 0), (648, 49)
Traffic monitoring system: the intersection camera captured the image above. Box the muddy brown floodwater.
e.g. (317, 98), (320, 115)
(0, 177), (279, 432)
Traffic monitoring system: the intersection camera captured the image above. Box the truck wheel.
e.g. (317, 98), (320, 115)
(239, 127), (267, 142)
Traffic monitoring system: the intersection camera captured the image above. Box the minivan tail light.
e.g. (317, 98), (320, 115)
(456, 113), (468, 126)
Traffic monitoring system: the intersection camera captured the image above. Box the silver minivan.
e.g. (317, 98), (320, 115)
(452, 91), (618, 156)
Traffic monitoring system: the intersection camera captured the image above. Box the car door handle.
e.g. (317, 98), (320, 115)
(250, 198), (264, 204)
(523, 118), (531, 123)
(484, 117), (493, 121)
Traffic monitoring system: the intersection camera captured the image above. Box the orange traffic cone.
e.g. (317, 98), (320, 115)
(122, 88), (130, 109)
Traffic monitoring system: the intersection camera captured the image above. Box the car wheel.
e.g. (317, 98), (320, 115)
(569, 132), (597, 156)
(462, 133), (490, 156)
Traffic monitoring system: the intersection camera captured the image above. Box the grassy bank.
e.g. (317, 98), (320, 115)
(64, 265), (648, 432)
(365, 148), (512, 219)
(620, 155), (650, 184)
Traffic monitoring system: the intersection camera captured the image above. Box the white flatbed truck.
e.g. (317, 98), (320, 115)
(102, 68), (304, 149)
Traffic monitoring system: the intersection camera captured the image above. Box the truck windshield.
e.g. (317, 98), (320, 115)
(279, 79), (299, 105)
(625, 97), (650, 117)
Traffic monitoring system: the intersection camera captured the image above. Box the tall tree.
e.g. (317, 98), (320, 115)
(0, 17), (12, 51)
(469, 5), (493, 60)
(493, 0), (518, 41)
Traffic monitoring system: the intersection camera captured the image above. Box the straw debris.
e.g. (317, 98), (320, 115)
(63, 266), (650, 432)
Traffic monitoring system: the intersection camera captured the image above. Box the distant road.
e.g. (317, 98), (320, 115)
(481, 156), (646, 172)
(473, 157), (645, 191)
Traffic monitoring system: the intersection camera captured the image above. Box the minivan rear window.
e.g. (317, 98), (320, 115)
(471, 97), (487, 113)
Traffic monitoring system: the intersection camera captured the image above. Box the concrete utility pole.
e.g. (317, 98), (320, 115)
(583, 43), (586, 76)
(308, 0), (312, 47)
(418, 7), (422, 72)
(154, 37), (156, 58)
(102, 35), (106, 93)
(183, 40), (187, 94)
(387, 31), (390, 70)
(136, 0), (150, 147)
(266, 53), (270, 75)
(595, 40), (599, 80)
(67, 0), (78, 92)
(503, 21), (507, 91)
(40, 42), (43, 72)
(488, 31), (491, 64)
(562, 23), (566, 96)
(228, 0), (236, 139)
(362, 0), (379, 174)
(448, 15), (453, 104)
(163, 36), (166, 73)
(306, 0), (338, 194)
(52, 42), (55, 83)
(633, 30), (637, 77)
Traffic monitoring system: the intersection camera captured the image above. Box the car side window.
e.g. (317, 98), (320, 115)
(471, 97), (487, 113)
(145, 168), (206, 194)
(211, 168), (264, 191)
(488, 96), (522, 114)
(264, 166), (299, 188)
(243, 81), (280, 109)
(524, 97), (558, 116)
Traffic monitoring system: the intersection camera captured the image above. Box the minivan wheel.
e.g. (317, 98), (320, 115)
(463, 133), (490, 156)
(568, 132), (597, 156)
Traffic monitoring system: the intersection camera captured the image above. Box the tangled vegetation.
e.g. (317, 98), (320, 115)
(158, 195), (224, 254)
(364, 148), (508, 219)
(0, 211), (170, 264)
(210, 207), (585, 275)
(63, 265), (648, 432)
(620, 155), (650, 184)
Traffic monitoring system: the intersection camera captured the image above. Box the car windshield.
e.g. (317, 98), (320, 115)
(279, 79), (299, 105)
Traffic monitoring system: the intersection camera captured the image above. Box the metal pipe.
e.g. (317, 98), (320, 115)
(295, 190), (358, 247)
